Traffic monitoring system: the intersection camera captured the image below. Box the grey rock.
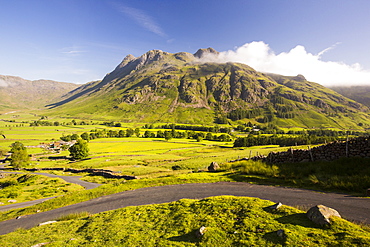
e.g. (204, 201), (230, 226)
(307, 205), (341, 225)
(208, 162), (220, 172)
(31, 243), (50, 247)
(268, 202), (282, 210)
(276, 229), (285, 238)
(196, 226), (207, 238)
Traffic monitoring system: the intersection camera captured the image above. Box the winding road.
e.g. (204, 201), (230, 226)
(0, 171), (101, 212)
(0, 171), (101, 190)
(0, 182), (369, 235)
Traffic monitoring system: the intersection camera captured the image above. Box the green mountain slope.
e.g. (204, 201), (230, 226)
(330, 85), (370, 108)
(45, 49), (370, 129)
(0, 75), (79, 112)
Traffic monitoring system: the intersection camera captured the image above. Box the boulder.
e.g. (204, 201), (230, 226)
(268, 202), (282, 210)
(38, 220), (57, 226)
(31, 243), (50, 247)
(276, 229), (285, 238)
(208, 162), (220, 172)
(307, 205), (341, 225)
(195, 226), (207, 238)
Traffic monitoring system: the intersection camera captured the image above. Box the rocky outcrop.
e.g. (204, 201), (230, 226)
(307, 205), (341, 225)
(193, 48), (219, 58)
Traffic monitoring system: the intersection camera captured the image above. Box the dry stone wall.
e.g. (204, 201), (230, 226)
(265, 136), (370, 164)
(0, 167), (137, 180)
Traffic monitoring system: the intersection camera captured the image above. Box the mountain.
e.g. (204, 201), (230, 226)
(330, 85), (370, 108)
(0, 75), (79, 112)
(45, 49), (370, 129)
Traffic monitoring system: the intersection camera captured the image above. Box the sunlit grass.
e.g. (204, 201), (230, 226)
(0, 173), (84, 205)
(0, 196), (369, 246)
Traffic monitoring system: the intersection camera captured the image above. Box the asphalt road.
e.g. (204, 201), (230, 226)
(0, 171), (101, 190)
(0, 182), (369, 235)
(0, 171), (101, 212)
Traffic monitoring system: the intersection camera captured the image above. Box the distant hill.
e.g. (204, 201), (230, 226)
(45, 48), (370, 129)
(330, 85), (370, 108)
(0, 75), (79, 112)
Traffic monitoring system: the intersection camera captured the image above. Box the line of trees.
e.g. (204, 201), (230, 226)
(146, 123), (233, 134)
(60, 128), (232, 143)
(143, 130), (232, 142)
(29, 119), (92, 127)
(233, 134), (345, 147)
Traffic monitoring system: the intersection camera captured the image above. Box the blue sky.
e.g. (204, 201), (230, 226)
(1, 0), (370, 86)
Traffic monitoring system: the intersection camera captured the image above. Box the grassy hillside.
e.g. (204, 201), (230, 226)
(41, 50), (370, 129)
(0, 196), (369, 246)
(0, 75), (78, 112)
(330, 85), (370, 108)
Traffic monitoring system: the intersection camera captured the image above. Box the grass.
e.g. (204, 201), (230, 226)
(0, 196), (369, 246)
(0, 117), (369, 244)
(224, 157), (370, 195)
(0, 173), (84, 205)
(0, 172), (232, 222)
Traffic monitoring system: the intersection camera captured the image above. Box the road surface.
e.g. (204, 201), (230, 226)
(0, 171), (101, 211)
(0, 182), (368, 235)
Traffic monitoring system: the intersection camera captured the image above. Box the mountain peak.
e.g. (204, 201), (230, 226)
(138, 49), (169, 65)
(116, 54), (136, 69)
(193, 48), (219, 58)
(293, 74), (306, 82)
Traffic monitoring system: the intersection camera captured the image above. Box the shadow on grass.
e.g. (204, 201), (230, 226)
(225, 173), (287, 186)
(275, 213), (320, 228)
(263, 231), (286, 245)
(167, 230), (199, 243)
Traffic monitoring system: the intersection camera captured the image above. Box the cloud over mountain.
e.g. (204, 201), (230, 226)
(199, 41), (370, 86)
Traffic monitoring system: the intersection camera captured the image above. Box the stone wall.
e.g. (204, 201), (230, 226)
(265, 136), (370, 164)
(0, 167), (137, 180)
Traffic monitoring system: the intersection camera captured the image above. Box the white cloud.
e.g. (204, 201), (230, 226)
(200, 41), (370, 86)
(115, 3), (166, 38)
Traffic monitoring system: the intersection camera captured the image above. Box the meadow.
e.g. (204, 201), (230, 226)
(0, 111), (369, 244)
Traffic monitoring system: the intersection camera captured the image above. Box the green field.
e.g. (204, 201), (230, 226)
(0, 114), (369, 244)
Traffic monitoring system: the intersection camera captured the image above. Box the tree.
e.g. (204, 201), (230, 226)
(68, 139), (89, 160)
(10, 141), (30, 168)
(126, 128), (134, 137)
(134, 128), (140, 137)
(71, 134), (79, 140)
(164, 131), (172, 141)
(80, 132), (89, 140)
